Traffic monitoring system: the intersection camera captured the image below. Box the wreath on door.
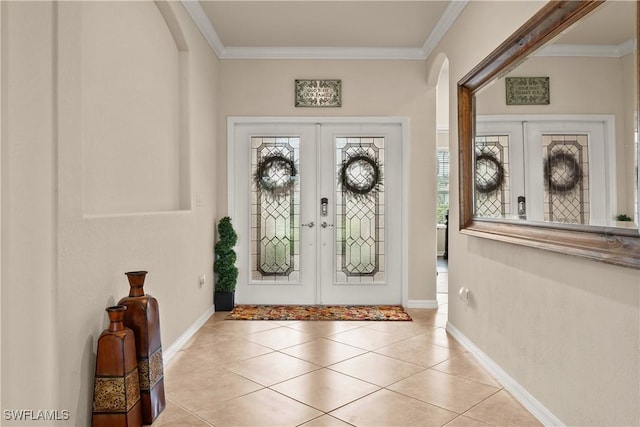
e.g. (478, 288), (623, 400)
(339, 152), (383, 199)
(544, 152), (582, 193)
(254, 154), (298, 198)
(475, 152), (505, 194)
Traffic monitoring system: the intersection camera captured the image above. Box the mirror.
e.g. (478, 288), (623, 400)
(458, 0), (640, 269)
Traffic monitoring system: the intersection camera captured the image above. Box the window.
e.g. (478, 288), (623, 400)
(436, 149), (450, 225)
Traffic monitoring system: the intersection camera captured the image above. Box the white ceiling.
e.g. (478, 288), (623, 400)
(181, 0), (468, 60)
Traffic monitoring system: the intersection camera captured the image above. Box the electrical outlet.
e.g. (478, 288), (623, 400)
(458, 286), (470, 303)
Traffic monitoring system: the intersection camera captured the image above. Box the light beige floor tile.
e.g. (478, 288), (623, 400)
(444, 415), (492, 427)
(165, 366), (263, 412)
(245, 326), (317, 350)
(285, 320), (366, 337)
(208, 319), (282, 336)
(164, 350), (218, 380)
(327, 326), (406, 350)
(271, 368), (380, 413)
(329, 352), (425, 387)
(280, 338), (367, 366)
(175, 337), (273, 368)
(375, 339), (456, 368)
(150, 399), (194, 425)
(364, 321), (434, 339)
(432, 352), (501, 388)
(226, 351), (320, 386)
(330, 389), (458, 427)
(299, 414), (355, 426)
(423, 327), (466, 351)
(195, 388), (322, 427)
(153, 414), (213, 426)
(404, 309), (439, 326)
(464, 390), (543, 426)
(388, 369), (500, 414)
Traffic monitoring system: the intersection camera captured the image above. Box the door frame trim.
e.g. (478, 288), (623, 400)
(227, 116), (409, 307)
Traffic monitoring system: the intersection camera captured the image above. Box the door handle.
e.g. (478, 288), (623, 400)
(301, 221), (315, 228)
(321, 222), (334, 228)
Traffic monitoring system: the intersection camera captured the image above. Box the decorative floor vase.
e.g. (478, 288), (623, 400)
(214, 291), (235, 311)
(118, 271), (166, 425)
(92, 306), (143, 427)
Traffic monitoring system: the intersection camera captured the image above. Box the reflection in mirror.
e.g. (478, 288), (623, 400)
(473, 0), (637, 230)
(457, 0), (640, 269)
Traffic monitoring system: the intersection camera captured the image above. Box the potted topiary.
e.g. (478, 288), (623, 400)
(213, 216), (238, 311)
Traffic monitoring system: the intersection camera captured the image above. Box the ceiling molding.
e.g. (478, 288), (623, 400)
(536, 39), (636, 58)
(181, 0), (225, 57)
(181, 0), (468, 60)
(421, 0), (468, 59)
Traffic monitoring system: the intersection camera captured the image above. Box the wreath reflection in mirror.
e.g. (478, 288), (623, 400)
(475, 152), (505, 194)
(339, 152), (383, 200)
(254, 154), (298, 199)
(544, 152), (582, 193)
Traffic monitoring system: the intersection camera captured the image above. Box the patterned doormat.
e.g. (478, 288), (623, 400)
(226, 305), (412, 321)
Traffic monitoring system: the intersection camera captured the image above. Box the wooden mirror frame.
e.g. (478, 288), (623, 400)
(458, 0), (640, 269)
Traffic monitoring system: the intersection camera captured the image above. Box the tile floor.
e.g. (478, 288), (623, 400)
(153, 260), (541, 426)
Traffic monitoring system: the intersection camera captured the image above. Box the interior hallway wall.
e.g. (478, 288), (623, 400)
(1, 2), (220, 425)
(217, 59), (439, 304)
(428, 1), (640, 425)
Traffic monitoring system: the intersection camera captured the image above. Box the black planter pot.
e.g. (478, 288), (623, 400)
(214, 291), (235, 311)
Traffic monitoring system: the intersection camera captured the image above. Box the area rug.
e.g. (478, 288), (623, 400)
(226, 305), (412, 321)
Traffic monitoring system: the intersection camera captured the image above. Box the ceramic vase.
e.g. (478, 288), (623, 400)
(118, 271), (166, 425)
(92, 305), (143, 427)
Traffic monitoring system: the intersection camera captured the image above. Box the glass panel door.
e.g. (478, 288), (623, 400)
(319, 124), (402, 305)
(233, 122), (403, 305)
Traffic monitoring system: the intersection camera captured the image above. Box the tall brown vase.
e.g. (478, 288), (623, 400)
(92, 305), (143, 427)
(118, 271), (166, 425)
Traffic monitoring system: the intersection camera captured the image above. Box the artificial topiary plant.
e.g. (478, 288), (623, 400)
(214, 216), (238, 293)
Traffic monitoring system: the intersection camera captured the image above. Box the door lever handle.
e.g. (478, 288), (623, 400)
(321, 222), (334, 228)
(301, 222), (315, 228)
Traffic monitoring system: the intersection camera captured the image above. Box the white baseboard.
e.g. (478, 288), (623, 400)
(163, 305), (216, 364)
(446, 322), (564, 427)
(407, 299), (438, 309)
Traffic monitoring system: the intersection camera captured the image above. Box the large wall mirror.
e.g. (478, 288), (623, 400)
(458, 0), (640, 269)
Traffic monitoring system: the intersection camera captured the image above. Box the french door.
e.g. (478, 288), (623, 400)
(475, 116), (613, 225)
(230, 121), (403, 305)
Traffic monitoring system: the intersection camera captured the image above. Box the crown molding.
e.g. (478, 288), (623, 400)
(181, 0), (468, 60)
(421, 0), (468, 59)
(181, 0), (225, 56)
(536, 38), (636, 58)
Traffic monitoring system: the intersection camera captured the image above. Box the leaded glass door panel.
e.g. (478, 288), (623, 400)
(319, 124), (402, 305)
(233, 124), (317, 305)
(232, 122), (403, 305)
(525, 121), (610, 225)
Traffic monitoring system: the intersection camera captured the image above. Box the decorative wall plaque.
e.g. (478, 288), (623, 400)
(295, 80), (341, 107)
(505, 77), (550, 105)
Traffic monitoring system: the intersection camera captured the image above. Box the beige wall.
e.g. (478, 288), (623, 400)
(1, 1), (219, 425)
(430, 1), (640, 425)
(217, 59), (439, 303)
